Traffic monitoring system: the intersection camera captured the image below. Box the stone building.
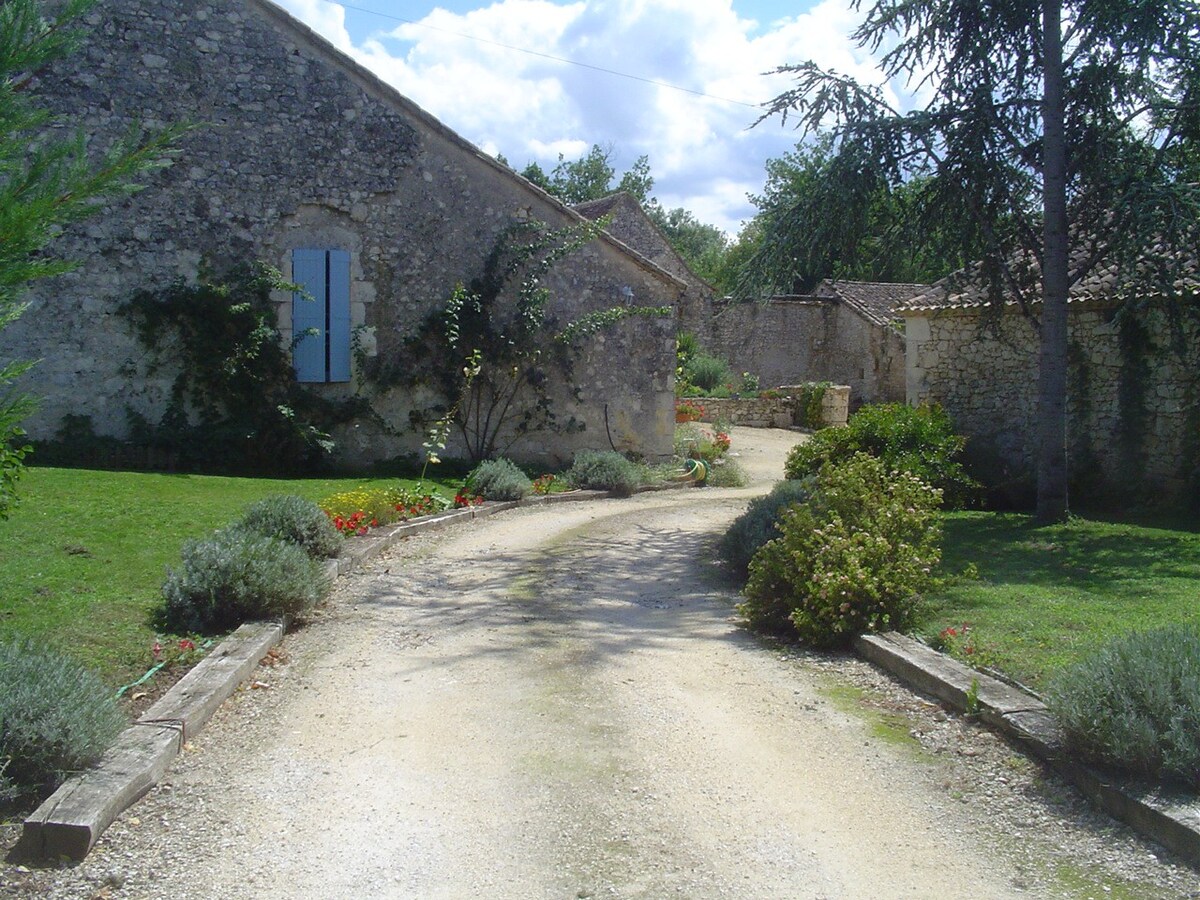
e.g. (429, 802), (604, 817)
(573, 192), (715, 345)
(570, 191), (922, 408)
(3, 0), (683, 467)
(898, 265), (1200, 502)
(710, 281), (923, 405)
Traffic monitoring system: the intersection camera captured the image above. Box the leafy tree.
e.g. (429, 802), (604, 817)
(519, 145), (738, 290)
(0, 0), (180, 515)
(738, 135), (980, 295)
(757, 0), (1200, 522)
(646, 204), (730, 285)
(519, 160), (552, 193)
(521, 143), (654, 205)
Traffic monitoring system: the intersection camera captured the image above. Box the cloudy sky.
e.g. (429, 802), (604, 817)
(271, 1), (901, 236)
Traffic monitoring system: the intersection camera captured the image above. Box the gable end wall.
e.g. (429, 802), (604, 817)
(2, 0), (680, 465)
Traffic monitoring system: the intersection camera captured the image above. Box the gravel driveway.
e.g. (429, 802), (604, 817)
(3, 428), (1197, 899)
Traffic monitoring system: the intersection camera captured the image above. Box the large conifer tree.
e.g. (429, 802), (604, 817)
(758, 0), (1200, 521)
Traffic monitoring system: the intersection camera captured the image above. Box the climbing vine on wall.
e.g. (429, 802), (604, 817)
(118, 262), (358, 474)
(794, 381), (832, 429)
(365, 218), (671, 463)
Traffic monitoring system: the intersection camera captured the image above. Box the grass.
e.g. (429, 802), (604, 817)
(0, 466), (457, 689)
(923, 510), (1200, 690)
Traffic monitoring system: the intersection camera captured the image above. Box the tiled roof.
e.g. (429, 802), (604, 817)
(814, 280), (931, 326)
(896, 247), (1199, 313)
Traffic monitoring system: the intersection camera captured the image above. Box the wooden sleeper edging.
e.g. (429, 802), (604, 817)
(854, 631), (1200, 866)
(20, 478), (694, 859)
(21, 622), (283, 861)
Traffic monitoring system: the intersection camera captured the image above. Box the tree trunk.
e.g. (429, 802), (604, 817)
(1037, 0), (1070, 523)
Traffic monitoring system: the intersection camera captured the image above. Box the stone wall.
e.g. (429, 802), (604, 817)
(904, 303), (1200, 498)
(577, 194), (715, 346)
(710, 298), (904, 406)
(2, 0), (681, 467)
(693, 385), (851, 429)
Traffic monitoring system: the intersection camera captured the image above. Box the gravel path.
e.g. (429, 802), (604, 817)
(3, 428), (1198, 899)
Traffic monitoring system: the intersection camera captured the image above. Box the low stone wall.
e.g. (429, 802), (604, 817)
(691, 385), (851, 429)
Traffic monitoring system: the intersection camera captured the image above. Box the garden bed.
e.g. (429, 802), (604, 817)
(0, 467), (459, 689)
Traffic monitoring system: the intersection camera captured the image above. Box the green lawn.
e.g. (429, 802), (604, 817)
(924, 511), (1200, 689)
(0, 466), (456, 689)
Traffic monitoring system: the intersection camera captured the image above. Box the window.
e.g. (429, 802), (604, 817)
(291, 248), (351, 383)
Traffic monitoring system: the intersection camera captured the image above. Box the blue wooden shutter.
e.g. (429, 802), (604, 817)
(292, 249), (327, 383)
(327, 249), (352, 382)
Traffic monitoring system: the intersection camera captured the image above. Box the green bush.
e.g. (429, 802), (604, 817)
(566, 450), (640, 497)
(467, 458), (533, 500)
(719, 479), (813, 578)
(784, 403), (978, 508)
(741, 454), (943, 645)
(706, 458), (748, 487)
(0, 640), (125, 803)
(240, 494), (343, 559)
(685, 353), (733, 393)
(1047, 625), (1200, 789)
(161, 526), (330, 634)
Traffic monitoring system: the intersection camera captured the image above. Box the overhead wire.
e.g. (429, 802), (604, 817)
(333, 1), (764, 110)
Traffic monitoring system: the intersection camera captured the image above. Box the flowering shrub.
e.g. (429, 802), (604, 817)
(151, 636), (204, 666)
(675, 422), (730, 463)
(938, 623), (976, 656)
(675, 399), (705, 422)
(532, 474), (556, 494)
(741, 453), (943, 645)
(784, 402), (978, 508)
(329, 510), (373, 536)
(320, 486), (450, 536)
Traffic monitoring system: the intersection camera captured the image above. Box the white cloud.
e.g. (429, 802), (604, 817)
(273, 0), (356, 53)
(271, 0), (891, 236)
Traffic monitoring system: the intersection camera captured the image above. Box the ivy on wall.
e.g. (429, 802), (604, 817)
(114, 262), (360, 474)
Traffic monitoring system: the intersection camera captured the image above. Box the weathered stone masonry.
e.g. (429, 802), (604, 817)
(710, 297), (906, 406)
(3, 0), (682, 466)
(903, 302), (1200, 497)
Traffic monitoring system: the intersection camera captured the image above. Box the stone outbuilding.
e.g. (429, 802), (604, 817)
(898, 261), (1200, 502)
(573, 192), (716, 346)
(710, 280), (925, 405)
(4, 0), (684, 468)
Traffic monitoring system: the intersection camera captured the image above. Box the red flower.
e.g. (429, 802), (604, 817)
(178, 638), (196, 652)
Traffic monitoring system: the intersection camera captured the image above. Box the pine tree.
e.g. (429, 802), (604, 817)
(0, 0), (180, 515)
(757, 0), (1200, 521)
